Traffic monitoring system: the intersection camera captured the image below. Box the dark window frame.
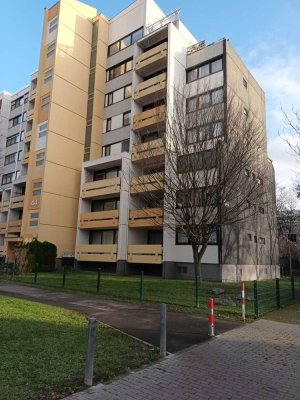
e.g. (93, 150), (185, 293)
(186, 57), (223, 84)
(108, 27), (143, 57)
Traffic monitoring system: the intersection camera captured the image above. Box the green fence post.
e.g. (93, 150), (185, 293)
(62, 267), (66, 288)
(195, 275), (200, 308)
(276, 278), (280, 309)
(96, 268), (101, 293)
(140, 270), (144, 301)
(291, 275), (295, 300)
(11, 261), (16, 280)
(254, 280), (259, 318)
(34, 262), (38, 284)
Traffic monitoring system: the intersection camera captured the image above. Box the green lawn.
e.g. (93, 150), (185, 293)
(1, 270), (298, 319)
(0, 296), (160, 400)
(263, 301), (300, 325)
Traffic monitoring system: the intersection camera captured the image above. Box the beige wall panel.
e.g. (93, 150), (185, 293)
(46, 134), (83, 170)
(51, 75), (87, 118)
(59, 0), (96, 44)
(43, 55), (56, 72)
(96, 40), (108, 68)
(94, 68), (106, 94)
(54, 50), (89, 92)
(56, 24), (91, 68)
(37, 224), (77, 257)
(48, 102), (85, 144)
(39, 192), (79, 229)
(89, 144), (101, 161)
(48, 3), (60, 21)
(32, 166), (45, 181)
(92, 89), (105, 119)
(43, 162), (81, 198)
(91, 115), (102, 144)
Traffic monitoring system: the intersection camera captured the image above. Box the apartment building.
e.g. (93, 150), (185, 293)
(0, 0), (278, 281)
(0, 87), (29, 259)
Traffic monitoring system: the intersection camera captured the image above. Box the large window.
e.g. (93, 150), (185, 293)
(186, 87), (224, 113)
(4, 152), (17, 165)
(2, 172), (14, 185)
(176, 229), (218, 245)
(108, 28), (143, 57)
(46, 41), (56, 58)
(187, 58), (223, 83)
(11, 96), (24, 110)
(44, 69), (53, 84)
(8, 114), (22, 128)
(178, 150), (216, 173)
(106, 58), (133, 81)
(187, 121), (223, 144)
(89, 230), (118, 244)
(102, 140), (129, 157)
(93, 167), (120, 182)
(92, 198), (120, 212)
(105, 84), (132, 107)
(6, 132), (23, 147)
(49, 16), (58, 34)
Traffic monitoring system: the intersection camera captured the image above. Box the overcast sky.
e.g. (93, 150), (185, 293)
(0, 0), (299, 189)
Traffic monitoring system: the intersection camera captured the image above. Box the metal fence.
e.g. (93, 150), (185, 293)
(1, 263), (299, 319)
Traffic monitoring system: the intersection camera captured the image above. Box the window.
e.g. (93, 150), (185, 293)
(44, 69), (53, 84)
(93, 167), (120, 181)
(108, 28), (143, 56)
(35, 152), (45, 167)
(178, 150), (216, 173)
(11, 96), (24, 110)
(89, 230), (118, 244)
(4, 153), (16, 165)
(123, 111), (131, 126)
(30, 213), (39, 219)
(186, 88), (224, 113)
(33, 182), (42, 189)
(102, 140), (130, 157)
(121, 139), (130, 152)
(38, 122), (48, 138)
(46, 41), (56, 58)
(8, 115), (22, 128)
(243, 78), (248, 88)
(187, 121), (223, 144)
(176, 229), (217, 245)
(22, 112), (27, 122)
(105, 84), (132, 107)
(41, 96), (50, 110)
(6, 133), (19, 147)
(92, 198), (120, 212)
(187, 58), (223, 83)
(2, 173), (14, 185)
(30, 220), (38, 227)
(20, 130), (24, 141)
(33, 189), (41, 196)
(15, 170), (20, 180)
(49, 16), (58, 34)
(17, 150), (22, 161)
(106, 58), (133, 81)
(106, 118), (112, 132)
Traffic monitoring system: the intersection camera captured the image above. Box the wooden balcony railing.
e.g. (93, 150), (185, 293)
(133, 105), (166, 133)
(128, 244), (163, 264)
(22, 152), (30, 165)
(0, 222), (7, 235)
(129, 208), (163, 228)
(1, 201), (10, 212)
(136, 42), (168, 75)
(10, 195), (25, 209)
(76, 244), (117, 263)
(131, 138), (164, 163)
(7, 220), (22, 234)
(134, 72), (167, 104)
(131, 172), (164, 194)
(81, 177), (121, 199)
(79, 210), (119, 230)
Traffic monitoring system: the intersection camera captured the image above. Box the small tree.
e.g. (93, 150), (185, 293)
(133, 87), (270, 279)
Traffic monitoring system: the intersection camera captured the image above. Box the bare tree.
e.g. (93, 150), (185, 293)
(132, 87), (271, 280)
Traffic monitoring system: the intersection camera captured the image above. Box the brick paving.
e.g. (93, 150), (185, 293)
(64, 320), (300, 400)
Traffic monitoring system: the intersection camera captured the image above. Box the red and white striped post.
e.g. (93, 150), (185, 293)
(241, 281), (246, 322)
(208, 298), (215, 337)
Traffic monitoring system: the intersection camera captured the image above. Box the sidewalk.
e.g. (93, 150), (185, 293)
(0, 283), (240, 352)
(64, 319), (300, 400)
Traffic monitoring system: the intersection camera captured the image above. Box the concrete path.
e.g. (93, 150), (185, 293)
(0, 283), (240, 352)
(63, 319), (300, 400)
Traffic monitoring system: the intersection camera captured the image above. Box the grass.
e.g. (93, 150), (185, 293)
(1, 270), (298, 319)
(0, 296), (160, 400)
(263, 301), (300, 325)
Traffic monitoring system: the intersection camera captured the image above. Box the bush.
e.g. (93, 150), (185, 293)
(28, 240), (57, 272)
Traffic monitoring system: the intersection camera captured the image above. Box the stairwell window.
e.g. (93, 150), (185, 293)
(38, 122), (48, 138)
(187, 58), (223, 83)
(49, 16), (58, 34)
(35, 152), (45, 167)
(46, 41), (56, 58)
(44, 69), (53, 84)
(123, 111), (131, 127)
(41, 96), (50, 110)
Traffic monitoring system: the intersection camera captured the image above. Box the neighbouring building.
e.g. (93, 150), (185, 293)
(0, 0), (279, 281)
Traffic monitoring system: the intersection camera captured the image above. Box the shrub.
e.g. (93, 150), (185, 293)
(28, 240), (57, 272)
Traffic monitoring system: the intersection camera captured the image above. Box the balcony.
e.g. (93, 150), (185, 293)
(29, 88), (37, 101)
(128, 244), (163, 264)
(129, 208), (163, 228)
(0, 222), (7, 235)
(10, 195), (25, 209)
(132, 138), (164, 164)
(79, 210), (119, 230)
(22, 152), (30, 165)
(136, 42), (168, 76)
(76, 244), (117, 263)
(7, 220), (22, 234)
(24, 132), (32, 143)
(1, 201), (10, 212)
(133, 105), (166, 134)
(0, 245), (6, 255)
(27, 108), (35, 121)
(81, 177), (121, 200)
(131, 172), (164, 195)
(134, 72), (167, 105)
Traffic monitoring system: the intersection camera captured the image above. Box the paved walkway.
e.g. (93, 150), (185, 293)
(0, 284), (240, 352)
(63, 319), (300, 400)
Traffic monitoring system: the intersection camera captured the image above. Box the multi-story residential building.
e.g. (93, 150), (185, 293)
(0, 87), (29, 259)
(0, 0), (278, 281)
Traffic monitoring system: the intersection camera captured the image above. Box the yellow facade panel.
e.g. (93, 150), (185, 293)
(46, 133), (84, 170)
(43, 162), (81, 198)
(38, 224), (77, 258)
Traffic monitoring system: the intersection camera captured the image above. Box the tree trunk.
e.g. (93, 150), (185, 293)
(192, 243), (208, 281)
